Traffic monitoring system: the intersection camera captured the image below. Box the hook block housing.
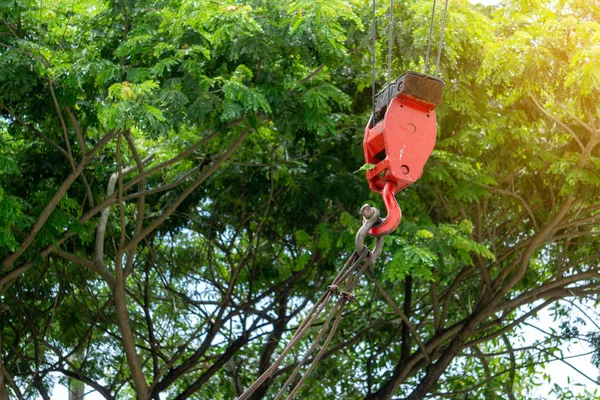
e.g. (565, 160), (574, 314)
(363, 71), (444, 236)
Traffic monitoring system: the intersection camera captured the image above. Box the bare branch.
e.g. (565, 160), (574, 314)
(123, 130), (147, 278)
(94, 160), (143, 268)
(0, 264), (32, 294)
(51, 248), (115, 289)
(300, 64), (326, 85)
(559, 103), (595, 135)
(484, 185), (539, 230)
(585, 107), (599, 137)
(114, 251), (149, 398)
(529, 94), (585, 152)
(122, 129), (249, 254)
(2, 130), (117, 272)
(46, 78), (76, 170)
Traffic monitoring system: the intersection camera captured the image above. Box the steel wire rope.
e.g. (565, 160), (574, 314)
(274, 305), (341, 399)
(424, 0), (437, 73)
(258, 2), (449, 397)
(386, 0), (394, 104)
(237, 274), (343, 399)
(265, 8), (398, 393)
(434, 0), (450, 76)
(372, 0), (377, 122)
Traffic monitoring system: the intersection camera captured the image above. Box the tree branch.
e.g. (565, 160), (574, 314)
(529, 94), (584, 151)
(2, 130), (117, 272)
(122, 129), (249, 254)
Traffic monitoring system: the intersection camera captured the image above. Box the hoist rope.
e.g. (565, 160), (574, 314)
(386, 0), (394, 104)
(371, 0), (376, 120)
(424, 0), (437, 74)
(237, 208), (384, 400)
(425, 0), (450, 76)
(434, 0), (450, 76)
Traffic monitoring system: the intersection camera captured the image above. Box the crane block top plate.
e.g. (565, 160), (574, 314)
(372, 71), (445, 126)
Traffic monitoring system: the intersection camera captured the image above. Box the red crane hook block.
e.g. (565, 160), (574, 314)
(363, 72), (444, 237)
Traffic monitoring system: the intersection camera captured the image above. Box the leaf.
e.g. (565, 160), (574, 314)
(294, 230), (312, 248)
(142, 104), (166, 123)
(458, 219), (474, 235)
(416, 229), (434, 239)
(294, 253), (312, 271)
(353, 163), (376, 174)
(0, 226), (18, 251)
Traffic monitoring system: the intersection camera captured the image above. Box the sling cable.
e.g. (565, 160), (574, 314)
(238, 1), (449, 399)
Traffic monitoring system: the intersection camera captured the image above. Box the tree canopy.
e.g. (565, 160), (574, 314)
(0, 0), (599, 399)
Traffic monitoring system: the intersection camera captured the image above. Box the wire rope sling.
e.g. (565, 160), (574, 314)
(238, 1), (449, 399)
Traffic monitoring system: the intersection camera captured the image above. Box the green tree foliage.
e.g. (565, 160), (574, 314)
(0, 0), (599, 399)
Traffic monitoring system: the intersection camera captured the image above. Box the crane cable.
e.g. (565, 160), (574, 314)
(238, 2), (450, 399)
(423, 0), (437, 74)
(387, 0), (394, 105)
(435, 0), (450, 76)
(424, 0), (450, 76)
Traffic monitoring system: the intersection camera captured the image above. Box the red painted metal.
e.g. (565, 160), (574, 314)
(363, 91), (438, 236)
(368, 181), (402, 237)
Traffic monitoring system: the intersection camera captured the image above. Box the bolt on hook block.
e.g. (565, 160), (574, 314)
(363, 71), (444, 237)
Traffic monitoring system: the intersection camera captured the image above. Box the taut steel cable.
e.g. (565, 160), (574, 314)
(372, 0), (377, 120)
(387, 0), (394, 104)
(424, 0), (437, 73)
(435, 0), (450, 76)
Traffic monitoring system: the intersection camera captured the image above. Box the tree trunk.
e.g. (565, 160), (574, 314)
(0, 311), (10, 400)
(0, 373), (9, 400)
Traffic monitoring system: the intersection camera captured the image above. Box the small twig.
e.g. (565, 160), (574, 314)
(46, 78), (76, 168)
(300, 64), (326, 85)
